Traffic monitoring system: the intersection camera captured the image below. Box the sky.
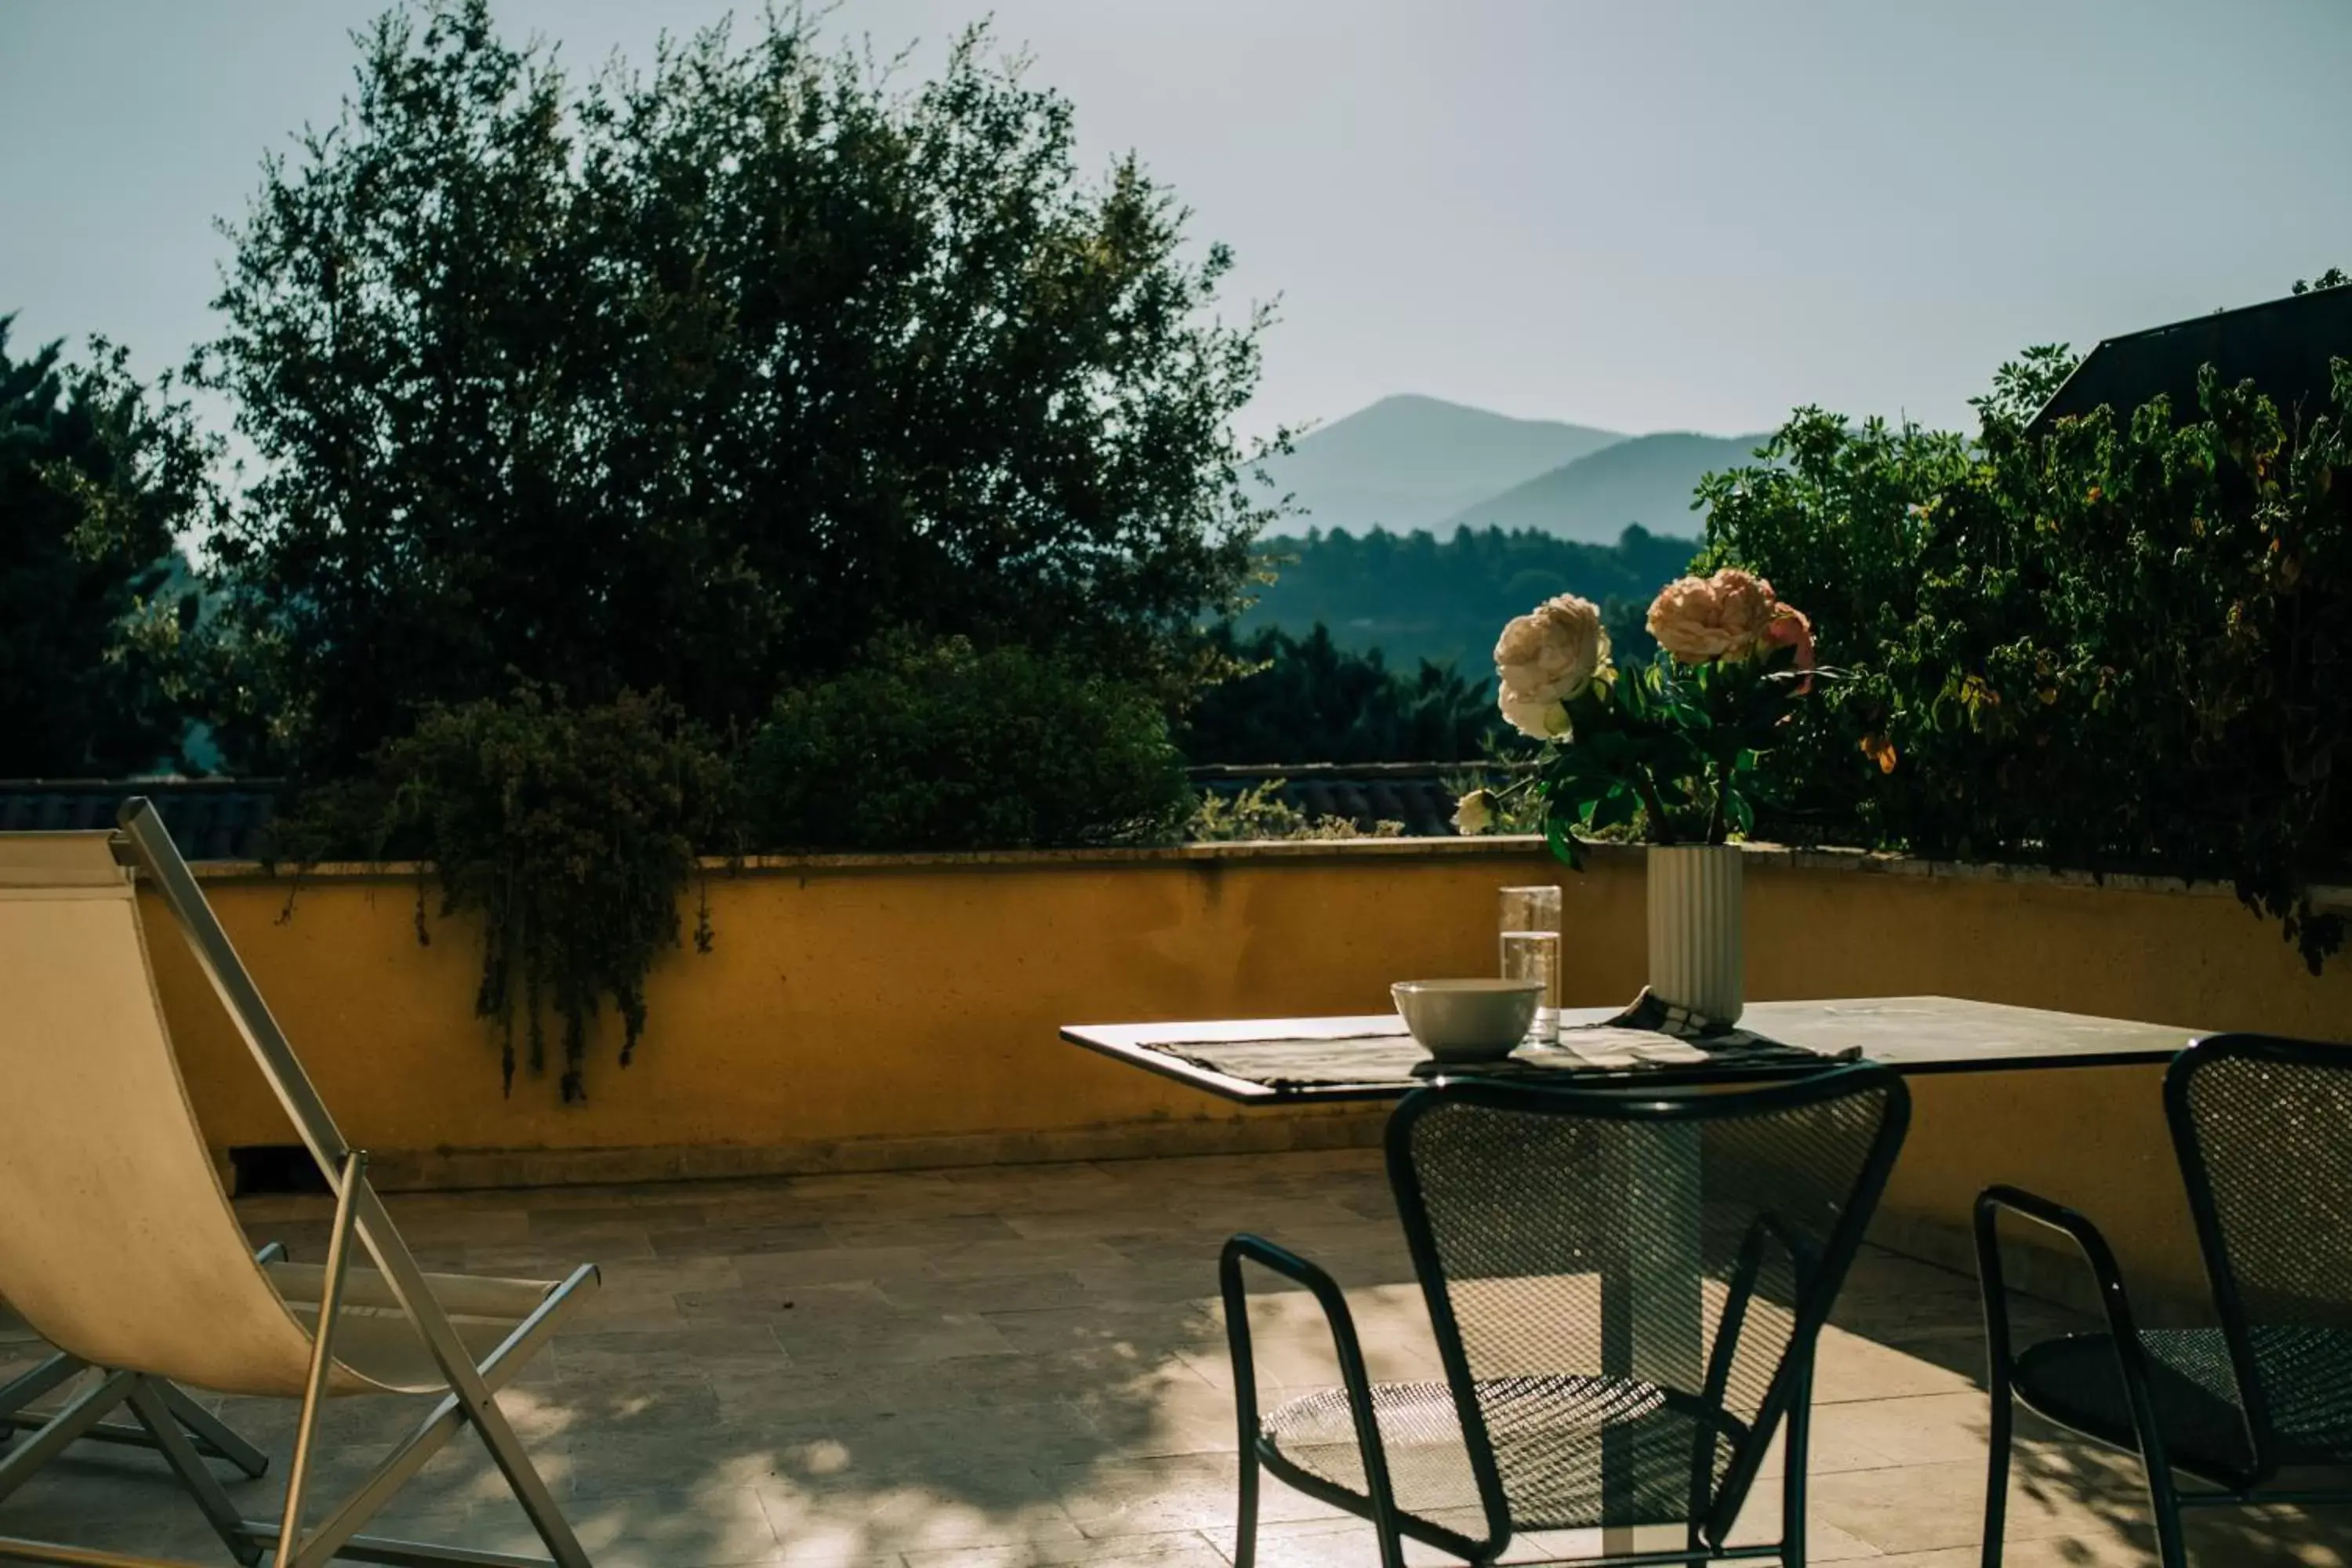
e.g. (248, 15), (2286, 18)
(4, 0), (2350, 445)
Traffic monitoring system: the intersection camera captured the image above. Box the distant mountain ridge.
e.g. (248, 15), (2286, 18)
(1259, 393), (1765, 546)
(1261, 394), (1622, 535)
(1445, 430), (1769, 545)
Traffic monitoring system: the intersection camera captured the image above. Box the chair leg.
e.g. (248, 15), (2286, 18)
(283, 1260), (602, 1568)
(2148, 1490), (2188, 1568)
(0, 1368), (139, 1506)
(1232, 1439), (1261, 1568)
(127, 1377), (263, 1568)
(157, 1381), (270, 1479)
(1980, 1380), (2010, 1568)
(1780, 1355), (1812, 1568)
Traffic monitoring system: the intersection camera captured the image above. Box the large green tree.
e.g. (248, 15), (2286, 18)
(198, 0), (1279, 777)
(0, 318), (214, 776)
(1702, 346), (2352, 967)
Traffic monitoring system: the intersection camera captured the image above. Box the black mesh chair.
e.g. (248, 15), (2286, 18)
(1220, 1066), (1911, 1568)
(1976, 1033), (2352, 1568)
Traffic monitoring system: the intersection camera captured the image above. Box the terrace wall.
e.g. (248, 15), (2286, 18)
(154, 839), (2350, 1306)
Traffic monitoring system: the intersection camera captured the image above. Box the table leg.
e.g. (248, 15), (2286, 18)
(1602, 1123), (1704, 1555)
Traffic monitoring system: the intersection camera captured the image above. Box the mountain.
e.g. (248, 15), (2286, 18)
(1261, 394), (1621, 535)
(1444, 431), (1769, 544)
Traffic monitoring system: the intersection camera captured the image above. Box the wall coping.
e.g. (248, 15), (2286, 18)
(179, 834), (2352, 909)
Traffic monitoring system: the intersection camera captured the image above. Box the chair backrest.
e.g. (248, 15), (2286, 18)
(1387, 1065), (1907, 1546)
(2166, 1033), (2352, 1468)
(0, 818), (405, 1397)
(0, 830), (333, 1395)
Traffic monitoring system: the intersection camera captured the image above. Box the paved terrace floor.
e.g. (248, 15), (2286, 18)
(2, 1149), (2346, 1566)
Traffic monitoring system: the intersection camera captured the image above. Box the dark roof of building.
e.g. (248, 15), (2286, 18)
(0, 779), (281, 861)
(2030, 284), (2352, 436)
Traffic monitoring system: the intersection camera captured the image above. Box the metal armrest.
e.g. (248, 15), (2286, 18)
(1218, 1233), (1406, 1541)
(1973, 1184), (2176, 1478)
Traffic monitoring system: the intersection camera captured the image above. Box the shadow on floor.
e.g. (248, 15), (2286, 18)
(3, 1149), (2349, 1566)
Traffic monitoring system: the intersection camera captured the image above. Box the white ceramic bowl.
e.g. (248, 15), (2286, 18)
(1391, 978), (1542, 1062)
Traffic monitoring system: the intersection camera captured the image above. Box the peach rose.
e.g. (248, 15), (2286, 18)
(1646, 568), (1779, 664)
(1762, 603), (1817, 694)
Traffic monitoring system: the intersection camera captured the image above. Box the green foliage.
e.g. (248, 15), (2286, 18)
(2292, 267), (2349, 296)
(1704, 348), (2352, 969)
(745, 634), (1193, 852)
(1178, 623), (1497, 764)
(1516, 648), (1817, 868)
(0, 318), (216, 775)
(1242, 524), (1696, 673)
(196, 0), (1278, 779)
(1188, 779), (1404, 841)
(288, 684), (736, 1102)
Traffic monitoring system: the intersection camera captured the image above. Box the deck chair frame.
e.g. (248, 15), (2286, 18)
(3, 1257), (277, 1481)
(0, 800), (597, 1568)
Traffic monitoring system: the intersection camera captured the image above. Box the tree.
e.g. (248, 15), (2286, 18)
(1178, 623), (1498, 764)
(1702, 345), (2352, 969)
(0, 318), (215, 777)
(1240, 524), (1698, 673)
(198, 0), (1279, 779)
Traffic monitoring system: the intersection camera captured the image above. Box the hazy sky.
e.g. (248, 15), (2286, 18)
(5, 0), (2349, 443)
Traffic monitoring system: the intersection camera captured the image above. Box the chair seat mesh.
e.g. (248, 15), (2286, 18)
(2013, 1325), (2352, 1480)
(1260, 1374), (1731, 1529)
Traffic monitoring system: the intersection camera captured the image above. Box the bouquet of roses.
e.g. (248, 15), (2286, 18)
(1455, 568), (1820, 866)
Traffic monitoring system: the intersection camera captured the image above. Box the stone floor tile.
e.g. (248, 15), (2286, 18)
(1044, 1454), (1343, 1538)
(907, 1530), (1231, 1566)
(879, 1270), (1097, 1313)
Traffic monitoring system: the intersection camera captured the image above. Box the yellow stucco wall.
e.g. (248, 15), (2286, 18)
(149, 841), (2350, 1301)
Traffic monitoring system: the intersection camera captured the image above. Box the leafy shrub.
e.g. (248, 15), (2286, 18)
(1188, 779), (1405, 841)
(1703, 350), (2352, 968)
(745, 635), (1193, 851)
(285, 683), (736, 1102)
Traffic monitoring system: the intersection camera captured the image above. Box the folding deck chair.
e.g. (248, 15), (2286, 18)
(0, 800), (602, 1568)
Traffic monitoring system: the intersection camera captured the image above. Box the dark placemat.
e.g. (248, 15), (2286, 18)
(1145, 993), (1858, 1093)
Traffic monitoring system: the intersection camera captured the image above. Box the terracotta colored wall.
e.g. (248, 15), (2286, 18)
(151, 842), (2351, 1299)
(149, 844), (1592, 1189)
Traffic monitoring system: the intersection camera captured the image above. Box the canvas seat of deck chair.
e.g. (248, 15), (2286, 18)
(1, 1287), (273, 1486)
(0, 802), (602, 1568)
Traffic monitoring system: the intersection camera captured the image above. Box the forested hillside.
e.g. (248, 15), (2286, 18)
(1239, 524), (1701, 673)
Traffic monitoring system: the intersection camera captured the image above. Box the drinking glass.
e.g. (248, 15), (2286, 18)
(1501, 931), (1563, 1045)
(1498, 884), (1562, 939)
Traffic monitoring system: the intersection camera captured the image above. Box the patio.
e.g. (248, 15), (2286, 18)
(2, 1147), (2343, 1567)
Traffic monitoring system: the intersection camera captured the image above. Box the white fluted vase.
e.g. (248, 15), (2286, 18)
(1646, 844), (1744, 1024)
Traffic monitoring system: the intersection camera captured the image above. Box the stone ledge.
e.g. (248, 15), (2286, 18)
(178, 833), (2351, 909)
(317, 1109), (1392, 1194)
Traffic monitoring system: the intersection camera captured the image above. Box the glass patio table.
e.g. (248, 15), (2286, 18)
(1061, 994), (2200, 1557)
(1059, 994), (2196, 1103)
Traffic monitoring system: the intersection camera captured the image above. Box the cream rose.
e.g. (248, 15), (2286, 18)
(1497, 688), (1570, 740)
(1452, 789), (1497, 835)
(1646, 568), (1779, 664)
(1494, 593), (1612, 706)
